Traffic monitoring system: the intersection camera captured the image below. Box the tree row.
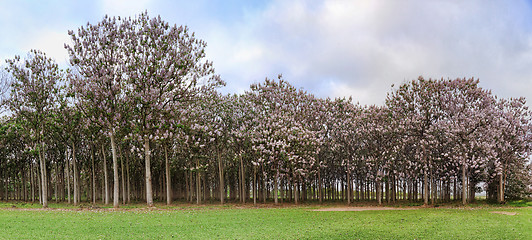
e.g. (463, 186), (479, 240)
(0, 12), (530, 208)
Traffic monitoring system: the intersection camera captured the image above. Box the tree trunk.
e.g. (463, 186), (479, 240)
(102, 144), (109, 205)
(462, 162), (467, 205)
(196, 157), (201, 205)
(274, 170), (279, 205)
(498, 172), (504, 203)
(453, 178), (457, 201)
(376, 180), (382, 205)
(347, 168), (351, 205)
(120, 146), (126, 205)
(184, 171), (189, 202)
(65, 148), (71, 204)
(239, 154), (245, 203)
(294, 177), (299, 204)
(126, 152), (131, 204)
(431, 176), (436, 205)
(38, 143), (48, 208)
(218, 150), (224, 204)
(318, 170), (323, 204)
(110, 133), (120, 208)
(53, 161), (57, 203)
(72, 144), (79, 206)
(91, 145), (96, 205)
(423, 172), (429, 205)
(30, 162), (35, 202)
(253, 165), (257, 205)
(143, 136), (153, 207)
(165, 146), (171, 205)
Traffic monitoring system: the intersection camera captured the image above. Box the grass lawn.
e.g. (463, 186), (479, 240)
(0, 201), (530, 239)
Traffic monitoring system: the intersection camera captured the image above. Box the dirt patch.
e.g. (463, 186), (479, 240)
(313, 207), (419, 211)
(490, 211), (518, 216)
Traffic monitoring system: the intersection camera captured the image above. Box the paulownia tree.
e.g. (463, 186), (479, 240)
(121, 12), (223, 207)
(5, 50), (63, 208)
(66, 15), (129, 208)
(491, 97), (531, 202)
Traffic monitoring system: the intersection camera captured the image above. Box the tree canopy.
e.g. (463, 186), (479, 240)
(1, 12), (531, 208)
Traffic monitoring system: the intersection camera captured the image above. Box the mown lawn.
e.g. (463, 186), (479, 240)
(0, 202), (530, 239)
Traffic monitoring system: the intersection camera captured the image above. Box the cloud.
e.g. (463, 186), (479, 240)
(205, 0), (532, 105)
(21, 29), (71, 65)
(2, 0), (531, 107)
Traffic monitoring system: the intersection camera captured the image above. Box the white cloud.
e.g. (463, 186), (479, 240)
(3, 0), (531, 106)
(205, 0), (532, 105)
(22, 29), (71, 66)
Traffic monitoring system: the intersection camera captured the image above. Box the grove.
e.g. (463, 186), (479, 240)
(0, 12), (530, 208)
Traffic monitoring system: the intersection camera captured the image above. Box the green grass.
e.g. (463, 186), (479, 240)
(507, 199), (532, 207)
(0, 202), (530, 239)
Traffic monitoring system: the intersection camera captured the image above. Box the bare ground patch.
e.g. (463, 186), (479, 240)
(490, 211), (518, 215)
(313, 207), (419, 211)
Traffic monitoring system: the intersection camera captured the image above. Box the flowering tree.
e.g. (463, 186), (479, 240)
(5, 50), (63, 208)
(386, 77), (445, 205)
(118, 12), (223, 207)
(66, 15), (129, 208)
(490, 97), (531, 202)
(330, 98), (361, 204)
(246, 76), (319, 204)
(439, 78), (496, 204)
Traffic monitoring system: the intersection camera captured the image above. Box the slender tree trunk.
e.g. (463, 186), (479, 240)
(196, 157), (201, 205)
(263, 167), (267, 204)
(184, 171), (189, 202)
(110, 133), (120, 208)
(65, 149), (71, 204)
(126, 152), (131, 204)
(347, 167), (351, 205)
(431, 175), (436, 205)
(189, 170), (193, 202)
(253, 165), (257, 205)
(72, 144), (79, 206)
(91, 145), (96, 205)
(218, 150), (224, 204)
(102, 144), (109, 205)
(462, 162), (467, 205)
(165, 146), (171, 205)
(53, 161), (57, 203)
(143, 136), (153, 207)
(318, 170), (323, 204)
(377, 180), (382, 205)
(453, 178), (457, 201)
(274, 169), (279, 205)
(203, 171), (207, 202)
(423, 172), (429, 205)
(120, 146), (126, 205)
(30, 162), (35, 202)
(240, 154), (245, 203)
(38, 143), (48, 208)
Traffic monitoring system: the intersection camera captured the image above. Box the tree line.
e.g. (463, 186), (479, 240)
(0, 12), (531, 208)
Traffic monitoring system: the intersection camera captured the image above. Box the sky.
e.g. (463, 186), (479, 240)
(1, 0), (532, 106)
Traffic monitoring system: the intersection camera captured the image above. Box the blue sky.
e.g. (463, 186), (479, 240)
(2, 0), (532, 106)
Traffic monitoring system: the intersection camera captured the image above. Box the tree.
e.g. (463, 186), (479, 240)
(386, 77), (445, 205)
(439, 78), (496, 204)
(491, 97), (531, 202)
(121, 12), (223, 207)
(66, 15), (129, 208)
(5, 50), (63, 208)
